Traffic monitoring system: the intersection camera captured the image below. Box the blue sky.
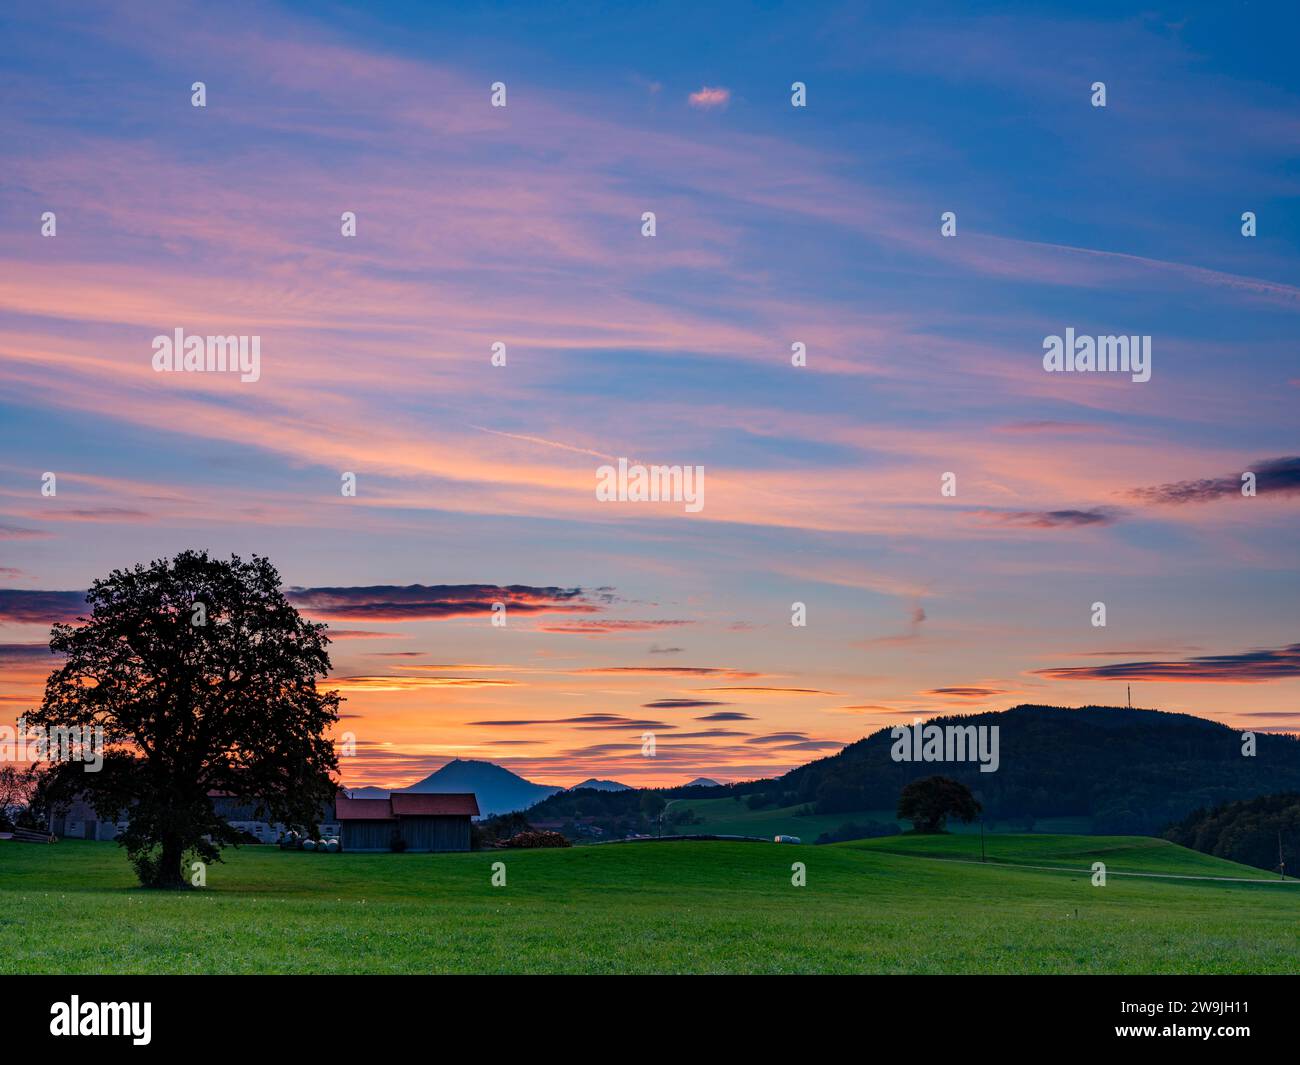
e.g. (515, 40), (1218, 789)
(1, 1), (1297, 786)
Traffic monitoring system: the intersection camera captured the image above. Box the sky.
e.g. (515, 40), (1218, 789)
(1, 1), (1297, 789)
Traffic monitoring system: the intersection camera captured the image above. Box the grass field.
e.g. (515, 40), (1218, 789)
(672, 796), (899, 840)
(2, 834), (1296, 974)
(848, 832), (1294, 878)
(674, 796), (1093, 839)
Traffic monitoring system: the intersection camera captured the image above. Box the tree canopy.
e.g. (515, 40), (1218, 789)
(897, 775), (981, 834)
(28, 551), (340, 887)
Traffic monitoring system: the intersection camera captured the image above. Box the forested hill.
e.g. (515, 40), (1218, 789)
(526, 705), (1300, 837)
(1164, 792), (1300, 874)
(761, 704), (1300, 835)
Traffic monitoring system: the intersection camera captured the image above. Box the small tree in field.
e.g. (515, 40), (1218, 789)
(897, 775), (981, 834)
(27, 551), (340, 888)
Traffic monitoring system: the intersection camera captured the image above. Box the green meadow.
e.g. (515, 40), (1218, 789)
(673, 795), (1093, 840)
(1, 835), (1296, 974)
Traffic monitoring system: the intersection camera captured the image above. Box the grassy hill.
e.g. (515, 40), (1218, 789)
(671, 796), (894, 840)
(2, 836), (1297, 974)
(672, 796), (1094, 840)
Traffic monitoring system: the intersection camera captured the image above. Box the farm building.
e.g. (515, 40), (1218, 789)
(51, 797), (128, 841)
(335, 793), (479, 852)
(208, 793), (340, 844)
(50, 792), (339, 844)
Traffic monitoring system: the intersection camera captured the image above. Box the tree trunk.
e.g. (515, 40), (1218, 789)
(154, 835), (188, 889)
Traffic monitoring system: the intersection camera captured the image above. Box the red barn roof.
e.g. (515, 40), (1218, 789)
(335, 797), (397, 822)
(391, 792), (480, 817)
(335, 793), (479, 820)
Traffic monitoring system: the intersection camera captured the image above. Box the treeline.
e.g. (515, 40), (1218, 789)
(1163, 792), (1300, 875)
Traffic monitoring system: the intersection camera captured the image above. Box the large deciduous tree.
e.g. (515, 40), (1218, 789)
(29, 551), (340, 888)
(896, 775), (981, 834)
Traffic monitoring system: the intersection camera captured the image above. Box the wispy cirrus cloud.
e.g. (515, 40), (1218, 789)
(699, 686), (836, 695)
(287, 584), (608, 621)
(1033, 643), (1300, 684)
(332, 675), (520, 692)
(924, 687), (1005, 699)
(574, 666), (764, 679)
(1129, 456), (1300, 505)
(976, 508), (1119, 529)
(0, 524), (51, 540)
(994, 421), (1094, 435)
(0, 643), (60, 663)
(745, 732), (843, 752)
(0, 590), (85, 625)
(534, 619), (693, 636)
(466, 714), (672, 731)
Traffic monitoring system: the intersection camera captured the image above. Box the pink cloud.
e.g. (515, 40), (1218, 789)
(688, 86), (731, 109)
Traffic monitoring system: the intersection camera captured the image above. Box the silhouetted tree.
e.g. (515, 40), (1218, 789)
(0, 764), (39, 830)
(640, 792), (666, 819)
(26, 551), (340, 888)
(897, 775), (981, 834)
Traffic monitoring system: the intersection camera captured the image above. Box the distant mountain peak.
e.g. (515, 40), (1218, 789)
(352, 759), (563, 817)
(685, 777), (723, 788)
(569, 778), (631, 792)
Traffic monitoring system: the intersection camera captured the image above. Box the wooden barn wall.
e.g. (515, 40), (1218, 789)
(398, 815), (471, 852)
(341, 819), (398, 852)
(340, 815), (470, 852)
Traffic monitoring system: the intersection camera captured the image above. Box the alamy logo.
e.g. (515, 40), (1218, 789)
(50, 997), (151, 1045)
(0, 717), (104, 772)
(596, 457), (704, 513)
(152, 328), (261, 382)
(890, 719), (1000, 773)
(1042, 328), (1151, 383)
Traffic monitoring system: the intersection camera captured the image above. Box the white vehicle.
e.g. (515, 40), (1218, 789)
(773, 835), (801, 844)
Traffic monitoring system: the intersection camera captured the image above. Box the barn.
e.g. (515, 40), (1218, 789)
(51, 791), (340, 844)
(51, 796), (128, 841)
(335, 793), (479, 852)
(209, 792), (340, 844)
